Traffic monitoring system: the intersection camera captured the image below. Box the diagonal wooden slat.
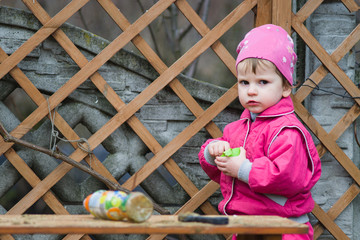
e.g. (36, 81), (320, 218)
(292, 13), (360, 106)
(0, 45), (117, 186)
(0, 0), (175, 155)
(98, 0), (241, 217)
(292, 95), (360, 186)
(25, 0), (218, 218)
(0, 0), (90, 80)
(292, 97), (360, 239)
(295, 0), (323, 24)
(4, 0), (176, 215)
(7, 0), (254, 216)
(6, 0), (252, 214)
(175, 0), (237, 76)
(316, 104), (360, 158)
(312, 203), (350, 240)
(291, 2), (360, 238)
(120, 0), (256, 190)
(294, 23), (360, 102)
(341, 0), (360, 12)
(0, 43), (94, 240)
(96, 0), (223, 138)
(313, 183), (360, 238)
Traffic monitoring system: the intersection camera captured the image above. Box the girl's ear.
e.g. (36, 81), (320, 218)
(282, 87), (292, 98)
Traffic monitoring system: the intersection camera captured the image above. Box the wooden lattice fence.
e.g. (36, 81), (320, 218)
(0, 0), (360, 239)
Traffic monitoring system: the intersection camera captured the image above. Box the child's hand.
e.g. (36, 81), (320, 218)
(208, 141), (230, 156)
(214, 147), (246, 178)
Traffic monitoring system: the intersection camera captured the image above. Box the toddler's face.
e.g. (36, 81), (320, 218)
(237, 61), (291, 114)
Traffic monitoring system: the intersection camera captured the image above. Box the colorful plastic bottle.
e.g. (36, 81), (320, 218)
(221, 147), (241, 157)
(83, 190), (153, 222)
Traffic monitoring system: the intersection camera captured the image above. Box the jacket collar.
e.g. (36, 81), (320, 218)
(240, 96), (294, 120)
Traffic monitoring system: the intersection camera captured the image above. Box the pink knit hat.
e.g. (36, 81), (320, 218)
(235, 24), (297, 85)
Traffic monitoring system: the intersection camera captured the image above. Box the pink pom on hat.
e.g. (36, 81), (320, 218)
(235, 24), (297, 85)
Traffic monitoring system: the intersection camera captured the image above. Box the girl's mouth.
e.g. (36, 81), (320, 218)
(247, 100), (259, 106)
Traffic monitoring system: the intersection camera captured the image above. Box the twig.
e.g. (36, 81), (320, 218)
(0, 121), (169, 215)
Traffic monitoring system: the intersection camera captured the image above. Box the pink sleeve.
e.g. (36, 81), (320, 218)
(198, 139), (221, 183)
(248, 128), (313, 197)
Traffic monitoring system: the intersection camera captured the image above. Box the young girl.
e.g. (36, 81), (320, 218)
(198, 24), (321, 240)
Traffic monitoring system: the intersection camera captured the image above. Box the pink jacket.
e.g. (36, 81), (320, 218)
(199, 96), (321, 219)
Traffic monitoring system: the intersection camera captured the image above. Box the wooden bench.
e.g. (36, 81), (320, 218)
(0, 214), (308, 240)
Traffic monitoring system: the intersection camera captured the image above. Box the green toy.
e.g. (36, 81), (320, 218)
(221, 147), (241, 157)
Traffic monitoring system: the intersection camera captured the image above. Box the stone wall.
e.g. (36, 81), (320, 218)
(303, 1), (359, 239)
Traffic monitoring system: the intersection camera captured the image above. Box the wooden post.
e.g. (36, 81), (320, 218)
(272, 0), (292, 33)
(255, 0), (272, 27)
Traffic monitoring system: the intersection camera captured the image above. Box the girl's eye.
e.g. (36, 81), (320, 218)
(238, 80), (249, 85)
(259, 80), (268, 85)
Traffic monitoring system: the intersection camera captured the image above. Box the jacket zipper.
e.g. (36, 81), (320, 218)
(222, 118), (250, 215)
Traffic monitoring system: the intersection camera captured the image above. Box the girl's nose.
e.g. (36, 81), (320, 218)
(247, 85), (257, 95)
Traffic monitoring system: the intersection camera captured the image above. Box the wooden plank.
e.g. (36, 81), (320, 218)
(0, 46), (117, 188)
(341, 0), (360, 12)
(6, 0), (251, 214)
(122, 85), (238, 191)
(316, 104), (360, 158)
(312, 204), (350, 240)
(294, 23), (360, 102)
(3, 0), (179, 215)
(313, 183), (360, 238)
(272, 0), (292, 33)
(176, 181), (220, 214)
(4, 149), (68, 214)
(292, 95), (360, 186)
(117, 0), (255, 190)
(255, 0), (272, 27)
(147, 181), (220, 240)
(0, 0), (89, 79)
(97, 0), (223, 138)
(0, 0), (175, 154)
(295, 0), (323, 23)
(24, 0), (219, 218)
(0, 215), (308, 235)
(175, 0), (241, 76)
(292, 13), (360, 107)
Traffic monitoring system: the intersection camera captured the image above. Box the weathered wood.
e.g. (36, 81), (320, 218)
(294, 23), (360, 102)
(122, 0), (255, 191)
(175, 0), (240, 76)
(316, 104), (360, 158)
(312, 204), (350, 240)
(292, 95), (360, 186)
(0, 0), (90, 80)
(0, 215), (308, 236)
(313, 183), (360, 238)
(3, 0), (175, 215)
(97, 0), (222, 216)
(272, 0), (292, 33)
(255, 0), (272, 27)
(341, 0), (360, 12)
(295, 0), (323, 24)
(0, 0), (175, 155)
(292, 13), (360, 106)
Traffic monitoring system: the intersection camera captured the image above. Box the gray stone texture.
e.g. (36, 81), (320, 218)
(303, 1), (359, 239)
